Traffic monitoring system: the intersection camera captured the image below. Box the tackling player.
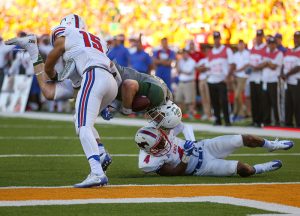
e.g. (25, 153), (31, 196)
(135, 126), (294, 177)
(108, 62), (173, 115)
(6, 14), (118, 188)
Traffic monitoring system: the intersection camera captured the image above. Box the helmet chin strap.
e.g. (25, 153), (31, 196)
(159, 129), (172, 148)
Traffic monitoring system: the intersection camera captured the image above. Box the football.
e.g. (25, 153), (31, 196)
(132, 95), (151, 112)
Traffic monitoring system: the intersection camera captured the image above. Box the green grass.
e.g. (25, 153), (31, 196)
(0, 203), (277, 216)
(0, 116), (298, 215)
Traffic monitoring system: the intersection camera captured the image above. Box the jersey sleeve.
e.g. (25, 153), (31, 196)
(51, 25), (67, 45)
(138, 150), (166, 173)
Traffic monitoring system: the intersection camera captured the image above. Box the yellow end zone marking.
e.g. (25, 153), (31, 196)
(0, 184), (299, 208)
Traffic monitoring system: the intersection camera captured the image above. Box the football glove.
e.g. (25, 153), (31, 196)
(100, 107), (113, 121)
(183, 140), (195, 156)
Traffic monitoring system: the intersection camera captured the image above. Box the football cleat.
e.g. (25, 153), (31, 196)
(254, 160), (283, 174)
(5, 34), (37, 47)
(263, 160), (282, 173)
(268, 139), (294, 152)
(74, 173), (108, 188)
(100, 152), (112, 172)
(5, 34), (39, 62)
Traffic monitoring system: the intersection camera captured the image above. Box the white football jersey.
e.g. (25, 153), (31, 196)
(138, 130), (201, 174)
(51, 26), (110, 76)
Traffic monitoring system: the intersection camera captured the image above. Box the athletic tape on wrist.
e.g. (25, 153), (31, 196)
(33, 54), (44, 66)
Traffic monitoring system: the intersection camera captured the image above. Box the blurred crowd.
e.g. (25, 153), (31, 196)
(0, 0), (299, 47)
(1, 27), (300, 128)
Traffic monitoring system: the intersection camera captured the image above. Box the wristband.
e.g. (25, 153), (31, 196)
(50, 73), (58, 81)
(33, 54), (44, 66)
(181, 154), (190, 164)
(121, 107), (132, 115)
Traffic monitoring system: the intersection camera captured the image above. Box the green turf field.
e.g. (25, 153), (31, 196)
(0, 116), (299, 215)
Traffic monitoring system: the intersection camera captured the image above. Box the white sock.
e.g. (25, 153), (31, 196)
(253, 164), (265, 174)
(262, 139), (272, 150)
(98, 143), (106, 155)
(91, 127), (106, 155)
(88, 155), (103, 175)
(79, 126), (104, 175)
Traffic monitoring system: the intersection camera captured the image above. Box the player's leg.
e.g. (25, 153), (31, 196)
(91, 127), (112, 171)
(242, 134), (294, 151)
(203, 135), (244, 159)
(74, 68), (117, 187)
(195, 159), (282, 177)
(5, 35), (59, 100)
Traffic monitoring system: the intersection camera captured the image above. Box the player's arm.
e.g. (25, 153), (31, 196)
(157, 140), (194, 176)
(120, 79), (139, 114)
(44, 37), (65, 80)
(157, 161), (188, 176)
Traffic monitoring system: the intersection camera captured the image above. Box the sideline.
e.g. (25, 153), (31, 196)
(1, 112), (300, 139)
(0, 153), (299, 158)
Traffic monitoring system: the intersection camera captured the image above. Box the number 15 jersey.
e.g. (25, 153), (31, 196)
(51, 26), (111, 76)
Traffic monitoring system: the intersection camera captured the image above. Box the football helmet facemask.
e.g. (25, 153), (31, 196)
(60, 14), (86, 30)
(135, 127), (171, 156)
(147, 100), (182, 129)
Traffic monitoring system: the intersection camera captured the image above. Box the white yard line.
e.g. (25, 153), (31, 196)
(0, 153), (299, 158)
(0, 136), (132, 140)
(1, 182), (299, 189)
(0, 196), (299, 215)
(1, 112), (300, 139)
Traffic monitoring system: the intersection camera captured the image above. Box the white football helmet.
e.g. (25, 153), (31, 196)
(147, 100), (182, 129)
(135, 127), (171, 156)
(60, 14), (86, 30)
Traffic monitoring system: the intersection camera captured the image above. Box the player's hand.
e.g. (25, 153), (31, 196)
(50, 72), (58, 81)
(183, 140), (195, 156)
(100, 107), (113, 121)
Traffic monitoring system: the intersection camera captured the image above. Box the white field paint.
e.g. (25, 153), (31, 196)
(0, 196), (299, 215)
(1, 112), (300, 139)
(0, 153), (299, 158)
(1, 182), (300, 189)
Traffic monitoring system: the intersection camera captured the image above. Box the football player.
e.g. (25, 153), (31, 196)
(135, 126), (294, 177)
(108, 62), (173, 115)
(6, 14), (118, 188)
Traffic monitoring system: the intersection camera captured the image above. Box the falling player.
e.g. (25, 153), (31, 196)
(135, 126), (293, 177)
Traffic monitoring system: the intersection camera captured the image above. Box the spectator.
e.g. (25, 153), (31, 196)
(248, 29), (267, 127)
(231, 40), (250, 121)
(128, 35), (138, 54)
(0, 36), (14, 92)
(196, 46), (212, 121)
(206, 31), (234, 126)
(107, 34), (130, 67)
(275, 33), (287, 53)
(281, 31), (300, 128)
(175, 49), (196, 118)
(153, 37), (176, 91)
(187, 40), (205, 97)
(129, 37), (152, 74)
(259, 36), (283, 126)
